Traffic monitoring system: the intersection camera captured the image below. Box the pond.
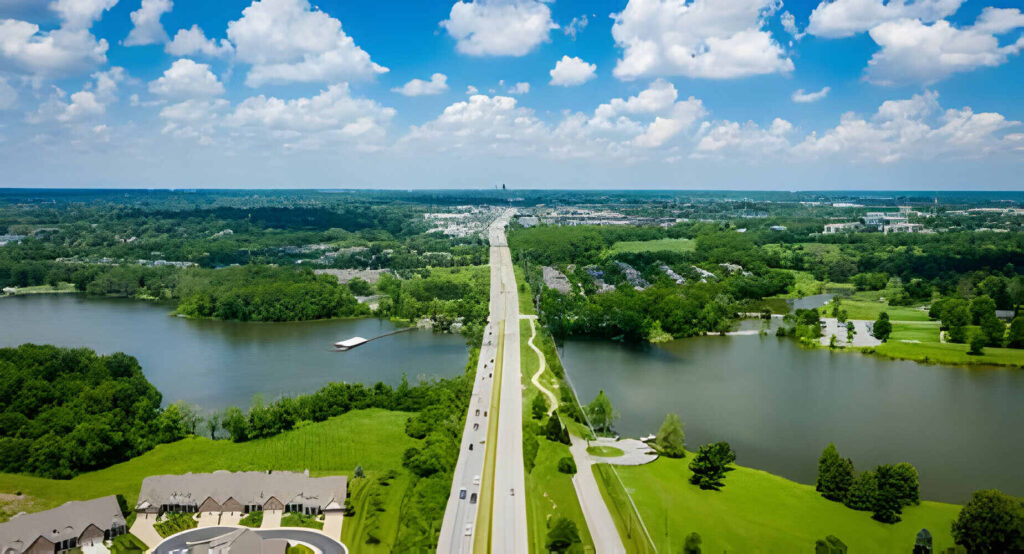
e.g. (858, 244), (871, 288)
(561, 333), (1024, 503)
(0, 295), (469, 411)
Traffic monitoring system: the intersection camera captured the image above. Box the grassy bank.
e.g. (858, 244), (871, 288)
(609, 238), (695, 255)
(0, 409), (415, 523)
(0, 282), (78, 295)
(597, 456), (961, 553)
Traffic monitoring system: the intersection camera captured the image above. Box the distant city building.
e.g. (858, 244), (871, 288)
(823, 222), (862, 234)
(862, 212), (908, 231)
(0, 496), (126, 554)
(883, 223), (925, 234)
(769, 225), (787, 231)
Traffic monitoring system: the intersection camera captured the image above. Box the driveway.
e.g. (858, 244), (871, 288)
(128, 512), (162, 549)
(323, 511), (344, 541)
(196, 511), (220, 527)
(153, 526), (347, 554)
(261, 509), (282, 529)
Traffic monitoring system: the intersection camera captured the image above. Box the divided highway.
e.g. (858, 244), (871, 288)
(438, 210), (527, 554)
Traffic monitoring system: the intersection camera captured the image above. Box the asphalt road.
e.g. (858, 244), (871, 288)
(153, 526), (347, 554)
(438, 210), (526, 553)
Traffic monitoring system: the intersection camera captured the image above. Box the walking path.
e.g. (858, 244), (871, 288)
(525, 316), (558, 415)
(569, 435), (627, 554)
(585, 437), (658, 466)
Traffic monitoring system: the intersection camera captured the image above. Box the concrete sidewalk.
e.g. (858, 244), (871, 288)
(569, 435), (627, 554)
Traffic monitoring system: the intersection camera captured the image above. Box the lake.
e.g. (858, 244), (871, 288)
(0, 295), (469, 411)
(561, 334), (1024, 503)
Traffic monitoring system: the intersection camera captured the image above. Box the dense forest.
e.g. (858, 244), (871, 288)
(0, 345), (164, 478)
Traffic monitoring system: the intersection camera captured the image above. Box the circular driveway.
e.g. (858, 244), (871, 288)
(153, 526), (347, 554)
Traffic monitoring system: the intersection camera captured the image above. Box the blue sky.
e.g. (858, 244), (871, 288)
(0, 0), (1022, 189)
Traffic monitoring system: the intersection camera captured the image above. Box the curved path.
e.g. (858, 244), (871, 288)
(153, 526), (347, 554)
(526, 316), (559, 415)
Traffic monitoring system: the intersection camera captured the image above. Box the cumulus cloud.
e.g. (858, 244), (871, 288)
(28, 66), (125, 123)
(865, 12), (1024, 85)
(564, 14), (588, 40)
(124, 0), (172, 46)
(0, 6), (111, 78)
(226, 0), (387, 87)
(441, 0), (558, 57)
(781, 11), (804, 39)
(695, 117), (792, 156)
(159, 97), (229, 140)
(392, 73), (449, 96)
(49, 0), (118, 30)
(508, 81), (530, 95)
(792, 86), (830, 103)
(806, 0), (964, 38)
(165, 25), (234, 58)
(466, 85), (479, 94)
(225, 84), (395, 149)
(149, 59), (224, 99)
(402, 94), (551, 154)
(549, 55), (596, 87)
(610, 0), (794, 80)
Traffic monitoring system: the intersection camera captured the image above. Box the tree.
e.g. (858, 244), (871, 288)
(222, 406), (249, 442)
(531, 393), (548, 419)
(969, 295), (997, 325)
(914, 529), (933, 554)
(814, 535), (848, 554)
(545, 415), (569, 445)
(654, 413), (686, 458)
(980, 313), (1006, 347)
(968, 330), (986, 356)
(816, 443), (855, 502)
(873, 464), (905, 523)
(891, 462), (921, 506)
(688, 442), (736, 490)
(354, 465), (365, 479)
(205, 412), (220, 440)
(873, 312), (892, 341)
(546, 517), (581, 553)
(1009, 316), (1024, 348)
(844, 471), (877, 511)
(523, 433), (539, 473)
(683, 532), (702, 554)
(586, 390), (618, 434)
(943, 300), (971, 343)
(951, 489), (1024, 554)
(557, 456), (577, 474)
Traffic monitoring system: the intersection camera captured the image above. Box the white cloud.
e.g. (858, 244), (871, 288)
(508, 81), (530, 95)
(694, 117), (792, 156)
(28, 66), (125, 123)
(402, 94), (551, 154)
(392, 73), (449, 96)
(441, 0), (558, 57)
(226, 0), (388, 87)
(806, 0), (963, 38)
(865, 14), (1024, 85)
(466, 85), (479, 94)
(165, 25), (234, 58)
(49, 0), (118, 30)
(0, 21), (108, 77)
(795, 90), (1019, 162)
(792, 86), (830, 103)
(633, 100), (706, 147)
(564, 14), (588, 40)
(0, 77), (18, 110)
(549, 55), (597, 87)
(225, 84), (395, 149)
(780, 11), (803, 39)
(159, 98), (229, 140)
(149, 59), (224, 99)
(610, 0), (794, 80)
(124, 0), (172, 46)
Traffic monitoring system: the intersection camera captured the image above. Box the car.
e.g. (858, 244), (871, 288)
(468, 443), (473, 451)
(510, 488), (515, 496)
(464, 524), (473, 536)
(459, 488), (467, 499)
(473, 475), (480, 486)
(475, 409), (480, 416)
(470, 493), (477, 504)
(472, 423), (479, 430)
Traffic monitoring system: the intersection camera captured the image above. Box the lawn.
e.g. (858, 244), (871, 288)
(609, 238), (695, 255)
(340, 472), (412, 553)
(0, 408), (417, 519)
(825, 298), (931, 322)
(281, 512), (324, 530)
(876, 335), (1024, 367)
(599, 457), (961, 553)
(519, 316), (594, 553)
(1, 282), (77, 295)
(587, 446), (624, 458)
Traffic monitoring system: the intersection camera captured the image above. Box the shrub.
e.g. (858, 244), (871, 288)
(814, 535), (848, 554)
(545, 517), (581, 553)
(557, 456), (577, 475)
(654, 413), (686, 458)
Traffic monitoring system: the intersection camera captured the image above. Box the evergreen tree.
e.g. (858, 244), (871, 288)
(655, 413), (686, 458)
(844, 471), (877, 511)
(914, 529), (933, 554)
(688, 442), (736, 490)
(872, 464), (905, 523)
(816, 443), (855, 502)
(586, 390), (618, 434)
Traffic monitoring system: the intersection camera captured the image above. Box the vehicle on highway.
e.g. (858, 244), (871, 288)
(464, 524), (473, 536)
(473, 475), (480, 486)
(459, 488), (467, 500)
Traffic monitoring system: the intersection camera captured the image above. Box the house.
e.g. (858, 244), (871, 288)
(135, 470), (347, 518)
(186, 528), (288, 554)
(0, 496), (126, 554)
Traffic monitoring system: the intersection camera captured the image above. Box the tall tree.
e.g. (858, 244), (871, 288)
(585, 390), (618, 434)
(873, 312), (892, 341)
(655, 413), (686, 458)
(969, 295), (997, 325)
(816, 443), (855, 502)
(872, 464), (905, 523)
(943, 300), (971, 343)
(980, 313), (1006, 347)
(1008, 316), (1024, 348)
(844, 471), (877, 511)
(688, 442), (736, 490)
(951, 489), (1024, 553)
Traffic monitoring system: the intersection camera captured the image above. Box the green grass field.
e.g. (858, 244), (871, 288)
(826, 298), (931, 322)
(340, 472), (412, 552)
(609, 238), (695, 255)
(0, 409), (416, 519)
(1, 282), (78, 295)
(600, 457), (961, 553)
(587, 446), (624, 458)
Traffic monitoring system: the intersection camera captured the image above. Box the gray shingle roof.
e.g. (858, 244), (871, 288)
(0, 495), (124, 553)
(136, 470), (347, 512)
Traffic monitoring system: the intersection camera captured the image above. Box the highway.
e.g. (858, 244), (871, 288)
(438, 210), (528, 554)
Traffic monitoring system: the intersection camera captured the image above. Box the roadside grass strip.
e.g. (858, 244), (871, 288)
(473, 321), (504, 553)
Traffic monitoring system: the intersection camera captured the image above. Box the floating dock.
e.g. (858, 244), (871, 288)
(332, 327), (416, 351)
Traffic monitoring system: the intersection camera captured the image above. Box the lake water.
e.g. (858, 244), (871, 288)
(561, 334), (1024, 503)
(0, 295), (468, 411)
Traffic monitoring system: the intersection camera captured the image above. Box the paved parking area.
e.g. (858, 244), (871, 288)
(587, 437), (658, 466)
(153, 526), (347, 554)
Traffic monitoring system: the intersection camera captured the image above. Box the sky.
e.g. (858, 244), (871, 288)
(0, 0), (1022, 189)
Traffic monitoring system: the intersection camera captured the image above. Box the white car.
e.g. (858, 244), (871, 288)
(473, 475), (480, 486)
(464, 523), (473, 536)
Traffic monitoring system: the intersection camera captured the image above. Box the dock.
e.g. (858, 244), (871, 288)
(332, 326), (415, 351)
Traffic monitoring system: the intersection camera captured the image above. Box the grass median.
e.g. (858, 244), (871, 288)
(473, 321), (504, 553)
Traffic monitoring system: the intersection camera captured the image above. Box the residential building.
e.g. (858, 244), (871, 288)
(135, 470), (347, 518)
(0, 496), (126, 554)
(883, 223), (925, 234)
(823, 222), (861, 234)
